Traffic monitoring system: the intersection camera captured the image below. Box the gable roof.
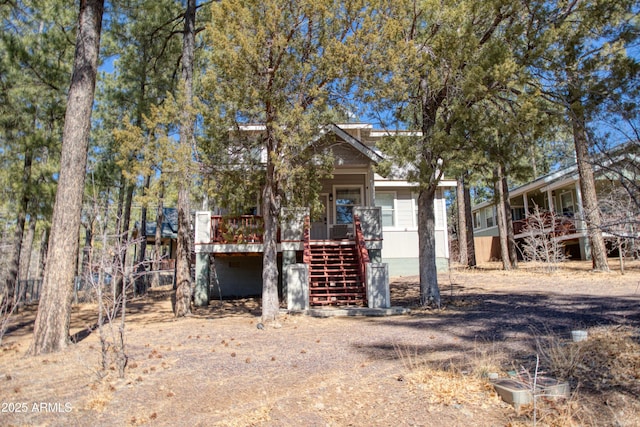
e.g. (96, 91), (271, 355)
(472, 142), (639, 211)
(238, 123), (385, 165)
(325, 124), (384, 164)
(143, 207), (178, 240)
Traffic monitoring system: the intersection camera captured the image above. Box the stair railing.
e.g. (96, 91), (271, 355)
(353, 214), (370, 287)
(303, 215), (311, 265)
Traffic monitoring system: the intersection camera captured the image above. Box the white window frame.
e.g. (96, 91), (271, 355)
(485, 206), (496, 228)
(375, 191), (396, 228)
(559, 190), (575, 216)
(333, 185), (364, 225)
(473, 211), (482, 229)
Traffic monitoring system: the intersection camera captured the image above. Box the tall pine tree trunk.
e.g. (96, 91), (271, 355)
(37, 227), (49, 279)
(135, 175), (151, 295)
(19, 215), (36, 281)
(7, 147), (33, 306)
(151, 183), (164, 288)
(415, 76), (443, 307)
(463, 179), (476, 267)
(174, 0), (196, 317)
(569, 93), (609, 271)
(80, 220), (92, 285)
(261, 136), (281, 324)
(137, 176), (151, 267)
(418, 187), (440, 306)
(456, 173), (476, 267)
(502, 174), (518, 268)
(456, 175), (468, 266)
(494, 166), (511, 270)
(31, 0), (104, 355)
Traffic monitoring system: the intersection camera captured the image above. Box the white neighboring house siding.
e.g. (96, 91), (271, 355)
(374, 178), (454, 276)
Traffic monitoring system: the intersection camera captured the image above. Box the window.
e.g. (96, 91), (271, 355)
(560, 191), (575, 217)
(511, 207), (525, 221)
(375, 192), (395, 227)
(473, 211), (481, 229)
(486, 207), (495, 227)
(335, 187), (362, 224)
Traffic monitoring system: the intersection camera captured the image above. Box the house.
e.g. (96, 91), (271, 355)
(471, 146), (639, 262)
(193, 123), (455, 309)
(135, 207), (178, 270)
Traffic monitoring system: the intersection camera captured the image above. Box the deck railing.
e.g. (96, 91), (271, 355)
(513, 213), (577, 237)
(353, 214), (370, 286)
(211, 215), (265, 244)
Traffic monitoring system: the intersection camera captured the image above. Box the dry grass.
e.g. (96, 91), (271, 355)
(535, 325), (640, 390)
(395, 342), (508, 409)
(405, 364), (503, 408)
(1, 260), (638, 426)
(401, 325), (640, 426)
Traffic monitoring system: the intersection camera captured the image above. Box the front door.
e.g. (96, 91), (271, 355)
(310, 194), (329, 240)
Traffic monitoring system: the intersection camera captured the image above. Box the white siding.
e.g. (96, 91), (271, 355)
(382, 230), (419, 258)
(396, 197), (415, 228)
(377, 185), (450, 261)
(434, 197), (445, 229)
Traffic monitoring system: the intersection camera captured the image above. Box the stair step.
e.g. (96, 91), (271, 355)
(310, 280), (362, 285)
(311, 270), (358, 275)
(310, 297), (366, 306)
(307, 239), (365, 307)
(311, 274), (360, 283)
(309, 288), (365, 293)
(309, 275), (360, 280)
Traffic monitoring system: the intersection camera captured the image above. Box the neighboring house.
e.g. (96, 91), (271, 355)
(471, 147), (638, 262)
(135, 207), (178, 270)
(193, 123), (455, 308)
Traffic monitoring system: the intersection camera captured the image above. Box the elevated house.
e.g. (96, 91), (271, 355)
(471, 145), (639, 262)
(193, 123), (455, 309)
(135, 207), (179, 270)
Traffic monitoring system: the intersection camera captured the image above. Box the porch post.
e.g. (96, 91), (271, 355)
(281, 208), (308, 303)
(194, 211), (211, 306)
(523, 191), (529, 217)
(366, 263), (390, 308)
(282, 250), (296, 299)
(194, 253), (210, 306)
(353, 206), (383, 262)
(286, 263), (309, 311)
(546, 189), (555, 213)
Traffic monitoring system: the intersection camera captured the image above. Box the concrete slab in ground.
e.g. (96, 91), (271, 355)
(302, 306), (410, 318)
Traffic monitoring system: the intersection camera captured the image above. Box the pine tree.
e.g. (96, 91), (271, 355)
(31, 0), (105, 354)
(202, 0), (367, 325)
(359, 0), (530, 306)
(1, 1), (73, 307)
(526, 0), (639, 271)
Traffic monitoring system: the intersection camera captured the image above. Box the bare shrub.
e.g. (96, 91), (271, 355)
(0, 269), (23, 346)
(83, 206), (145, 379)
(525, 326), (640, 426)
(0, 286), (18, 346)
(533, 329), (586, 381)
(521, 206), (567, 272)
(91, 229), (146, 378)
(599, 185), (640, 273)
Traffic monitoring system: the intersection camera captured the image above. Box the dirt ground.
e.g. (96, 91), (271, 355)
(1, 260), (639, 427)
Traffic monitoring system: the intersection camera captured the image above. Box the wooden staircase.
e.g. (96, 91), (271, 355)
(308, 241), (366, 306)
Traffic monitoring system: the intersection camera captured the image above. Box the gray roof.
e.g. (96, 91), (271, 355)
(144, 207), (178, 240)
